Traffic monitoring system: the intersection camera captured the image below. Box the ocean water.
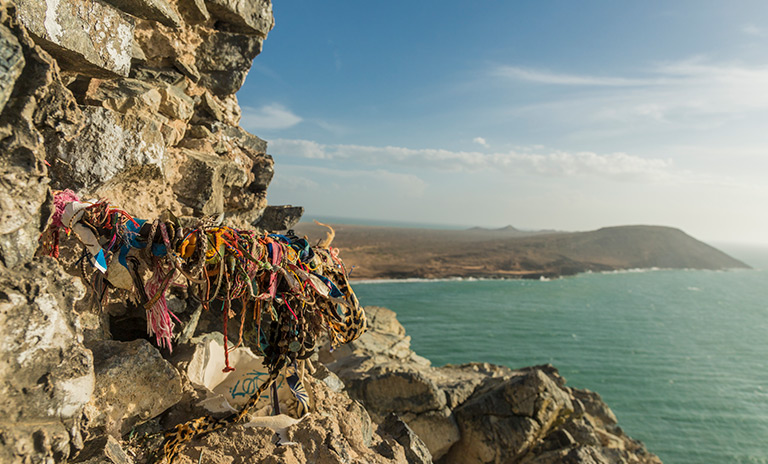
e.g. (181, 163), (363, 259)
(352, 244), (768, 464)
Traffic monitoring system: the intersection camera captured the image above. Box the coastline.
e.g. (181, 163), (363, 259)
(350, 265), (754, 284)
(294, 222), (749, 281)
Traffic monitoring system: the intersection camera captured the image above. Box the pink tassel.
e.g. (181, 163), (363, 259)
(51, 190), (80, 229)
(268, 242), (283, 298)
(144, 266), (180, 352)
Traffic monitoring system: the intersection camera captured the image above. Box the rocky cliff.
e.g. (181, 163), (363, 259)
(0, 1), (661, 463)
(321, 307), (662, 464)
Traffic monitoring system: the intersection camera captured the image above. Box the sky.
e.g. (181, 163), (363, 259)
(237, 1), (768, 244)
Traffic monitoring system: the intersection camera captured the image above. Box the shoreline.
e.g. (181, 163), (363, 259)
(350, 265), (751, 284)
(294, 221), (750, 281)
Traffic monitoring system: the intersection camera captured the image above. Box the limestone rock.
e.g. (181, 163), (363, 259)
(342, 366), (458, 459)
(168, 377), (416, 464)
(445, 368), (574, 464)
(47, 106), (165, 191)
(377, 413), (433, 464)
(16, 0), (134, 77)
(205, 122), (273, 192)
(204, 0), (274, 36)
(73, 435), (133, 464)
(0, 22), (23, 113)
(158, 83), (194, 121)
(312, 362), (345, 393)
(173, 149), (248, 215)
(83, 78), (163, 115)
(198, 90), (226, 121)
(0, 259), (92, 464)
(84, 339), (183, 436)
(250, 152), (274, 190)
(253, 204), (304, 231)
(102, 0), (183, 28)
(0, 7), (81, 267)
(196, 30), (262, 95)
(177, 0), (210, 24)
(351, 367), (447, 416)
(321, 307), (456, 459)
(321, 306), (427, 370)
(132, 18), (202, 72)
(210, 122), (267, 156)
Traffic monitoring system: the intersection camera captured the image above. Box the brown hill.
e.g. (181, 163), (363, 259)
(292, 223), (750, 280)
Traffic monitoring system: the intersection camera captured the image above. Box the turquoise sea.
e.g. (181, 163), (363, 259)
(352, 244), (768, 464)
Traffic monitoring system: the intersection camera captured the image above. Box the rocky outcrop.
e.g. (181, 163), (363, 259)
(2, 0), (291, 247)
(0, 0), (300, 461)
(321, 306), (662, 464)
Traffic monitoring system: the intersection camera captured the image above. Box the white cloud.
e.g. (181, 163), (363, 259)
(742, 24), (766, 38)
(240, 104), (302, 131)
(490, 58), (768, 133)
(269, 139), (673, 182)
(269, 165), (427, 201)
(473, 137), (489, 147)
(492, 66), (662, 87)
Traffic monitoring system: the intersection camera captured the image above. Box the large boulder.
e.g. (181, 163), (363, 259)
(16, 0), (134, 77)
(445, 368), (574, 463)
(84, 339), (183, 436)
(321, 307), (458, 459)
(253, 204), (304, 231)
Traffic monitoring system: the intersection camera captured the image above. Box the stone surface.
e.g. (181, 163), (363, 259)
(312, 362), (345, 393)
(210, 122), (267, 156)
(0, 6), (81, 267)
(378, 413), (433, 464)
(0, 22), (23, 114)
(16, 0), (134, 76)
(47, 106), (165, 191)
(74, 435), (134, 464)
(0, 260), (92, 464)
(204, 0), (274, 36)
(173, 149), (248, 215)
(196, 30), (262, 95)
(177, 0), (210, 24)
(253, 204), (304, 231)
(445, 368), (574, 464)
(160, 377), (416, 464)
(102, 0), (182, 28)
(84, 339), (183, 436)
(158, 83), (194, 121)
(83, 77), (163, 115)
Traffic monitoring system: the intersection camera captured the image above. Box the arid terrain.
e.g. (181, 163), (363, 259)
(294, 222), (749, 280)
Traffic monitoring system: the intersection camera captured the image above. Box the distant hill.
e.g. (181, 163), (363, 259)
(292, 223), (750, 280)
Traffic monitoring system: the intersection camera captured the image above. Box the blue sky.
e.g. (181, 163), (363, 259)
(238, 1), (768, 244)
